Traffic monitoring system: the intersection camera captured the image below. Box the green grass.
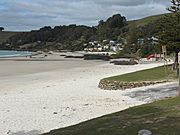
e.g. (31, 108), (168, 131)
(127, 13), (171, 28)
(104, 65), (177, 82)
(43, 97), (180, 135)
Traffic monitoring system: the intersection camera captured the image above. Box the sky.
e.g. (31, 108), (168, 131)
(0, 0), (171, 31)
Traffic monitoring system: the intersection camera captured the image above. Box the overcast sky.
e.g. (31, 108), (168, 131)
(0, 0), (171, 31)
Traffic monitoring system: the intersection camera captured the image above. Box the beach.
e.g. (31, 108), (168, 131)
(0, 54), (175, 135)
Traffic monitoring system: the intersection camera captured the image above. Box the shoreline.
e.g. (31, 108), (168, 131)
(0, 57), (174, 135)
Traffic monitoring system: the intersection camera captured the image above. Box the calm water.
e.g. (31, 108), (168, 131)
(0, 50), (32, 58)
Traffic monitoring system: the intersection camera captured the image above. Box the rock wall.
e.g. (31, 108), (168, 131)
(98, 79), (168, 90)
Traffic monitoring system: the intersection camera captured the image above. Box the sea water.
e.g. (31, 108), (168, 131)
(0, 50), (32, 58)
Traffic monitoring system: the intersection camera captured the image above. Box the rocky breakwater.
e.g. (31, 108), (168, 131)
(98, 79), (168, 90)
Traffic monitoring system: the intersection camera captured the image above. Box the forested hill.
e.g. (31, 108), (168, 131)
(0, 14), (127, 51)
(0, 31), (20, 44)
(0, 13), (173, 51)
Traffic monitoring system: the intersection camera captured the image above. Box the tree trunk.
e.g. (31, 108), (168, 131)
(174, 51), (179, 76)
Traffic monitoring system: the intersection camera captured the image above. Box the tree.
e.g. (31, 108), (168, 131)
(158, 0), (180, 74)
(106, 14), (127, 29)
(0, 27), (4, 31)
(97, 14), (127, 40)
(98, 20), (105, 27)
(158, 14), (180, 53)
(39, 26), (52, 31)
(167, 0), (180, 13)
(167, 0), (180, 56)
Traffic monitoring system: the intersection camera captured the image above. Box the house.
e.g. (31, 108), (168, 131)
(83, 43), (88, 47)
(150, 36), (159, 45)
(109, 40), (116, 45)
(137, 38), (145, 45)
(84, 39), (125, 52)
(98, 47), (103, 51)
(110, 45), (122, 52)
(138, 36), (159, 46)
(103, 45), (109, 50)
(37, 41), (41, 43)
(94, 41), (98, 44)
(97, 43), (101, 47)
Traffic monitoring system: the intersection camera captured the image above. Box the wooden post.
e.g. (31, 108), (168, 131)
(162, 46), (168, 80)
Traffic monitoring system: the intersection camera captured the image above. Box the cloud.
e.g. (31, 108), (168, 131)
(93, 0), (146, 6)
(0, 0), (171, 31)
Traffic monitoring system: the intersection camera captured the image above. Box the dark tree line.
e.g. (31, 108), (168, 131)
(0, 27), (4, 31)
(4, 14), (127, 51)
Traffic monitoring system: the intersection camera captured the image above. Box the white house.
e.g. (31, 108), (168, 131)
(137, 38), (145, 45)
(109, 40), (116, 45)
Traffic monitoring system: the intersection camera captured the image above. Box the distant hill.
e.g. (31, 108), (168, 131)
(127, 13), (171, 28)
(123, 13), (178, 57)
(1, 14), (128, 51)
(0, 31), (21, 44)
(0, 13), (172, 51)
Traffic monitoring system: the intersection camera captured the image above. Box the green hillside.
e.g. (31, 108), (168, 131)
(127, 13), (171, 28)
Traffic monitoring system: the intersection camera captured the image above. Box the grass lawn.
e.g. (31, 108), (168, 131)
(127, 13), (171, 28)
(43, 97), (180, 135)
(104, 65), (177, 82)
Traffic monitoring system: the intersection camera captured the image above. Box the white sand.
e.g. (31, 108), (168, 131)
(0, 58), (165, 135)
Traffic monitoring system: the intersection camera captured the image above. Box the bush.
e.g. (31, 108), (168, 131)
(111, 60), (138, 65)
(84, 54), (111, 61)
(111, 52), (135, 59)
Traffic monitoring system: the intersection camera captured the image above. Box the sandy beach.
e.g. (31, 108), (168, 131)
(0, 54), (175, 135)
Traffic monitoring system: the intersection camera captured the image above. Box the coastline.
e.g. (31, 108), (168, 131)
(0, 50), (35, 58)
(0, 55), (175, 135)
